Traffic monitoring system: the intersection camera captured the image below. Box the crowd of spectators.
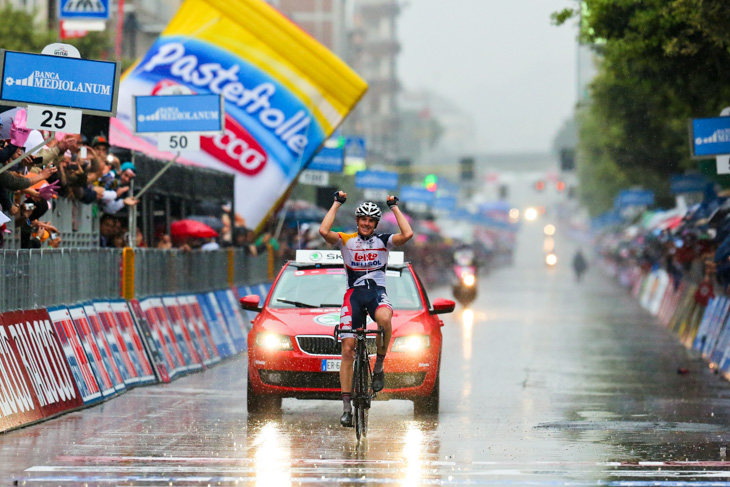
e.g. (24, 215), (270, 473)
(0, 108), (139, 249)
(593, 194), (730, 304)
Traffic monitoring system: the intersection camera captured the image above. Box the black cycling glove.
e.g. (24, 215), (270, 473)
(333, 191), (347, 204)
(387, 196), (399, 208)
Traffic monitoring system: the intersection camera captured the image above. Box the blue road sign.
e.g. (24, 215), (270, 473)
(345, 136), (366, 158)
(670, 174), (711, 194)
(60, 0), (110, 20)
(592, 210), (625, 229)
(433, 196), (456, 211)
(400, 186), (434, 204)
(690, 116), (730, 158)
(614, 189), (654, 209)
(134, 94), (224, 134)
(355, 170), (398, 190)
(308, 146), (344, 172)
(0, 50), (119, 116)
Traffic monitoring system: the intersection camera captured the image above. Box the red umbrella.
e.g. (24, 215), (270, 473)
(170, 219), (219, 239)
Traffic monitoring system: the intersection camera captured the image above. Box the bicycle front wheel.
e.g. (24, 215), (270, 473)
(355, 355), (371, 440)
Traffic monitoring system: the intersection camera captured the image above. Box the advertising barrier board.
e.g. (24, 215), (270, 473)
(702, 298), (730, 358)
(47, 307), (102, 404)
(0, 313), (45, 432)
(178, 295), (219, 366)
(162, 297), (203, 370)
(93, 302), (137, 386)
(1, 309), (83, 419)
(83, 304), (126, 392)
(68, 305), (116, 397)
(110, 300), (157, 384)
(694, 297), (719, 351)
(196, 294), (235, 358)
(213, 290), (247, 353)
(149, 298), (195, 371)
(139, 298), (187, 378)
(128, 299), (170, 383)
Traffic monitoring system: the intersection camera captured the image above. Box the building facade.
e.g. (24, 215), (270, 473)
(349, 0), (400, 164)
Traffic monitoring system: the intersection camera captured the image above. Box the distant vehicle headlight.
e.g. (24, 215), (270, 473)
(525, 207), (538, 221)
(256, 332), (293, 351)
(392, 335), (430, 353)
(545, 253), (558, 266)
(463, 274), (476, 287)
(543, 224), (556, 236)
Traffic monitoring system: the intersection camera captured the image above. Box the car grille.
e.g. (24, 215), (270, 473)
(296, 335), (377, 356)
(258, 370), (426, 389)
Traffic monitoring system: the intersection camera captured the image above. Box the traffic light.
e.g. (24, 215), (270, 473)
(534, 180), (545, 191)
(559, 148), (575, 171)
(498, 184), (509, 200)
(396, 158), (412, 186)
(459, 157), (475, 181)
(424, 174), (438, 192)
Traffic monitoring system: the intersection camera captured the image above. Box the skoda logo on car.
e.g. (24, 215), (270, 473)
(313, 312), (340, 326)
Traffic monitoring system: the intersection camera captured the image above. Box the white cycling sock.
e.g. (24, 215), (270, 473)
(342, 392), (352, 413)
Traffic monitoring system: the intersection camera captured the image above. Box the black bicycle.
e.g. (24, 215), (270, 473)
(335, 321), (383, 441)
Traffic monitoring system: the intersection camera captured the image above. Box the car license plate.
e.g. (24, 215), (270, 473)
(322, 359), (341, 372)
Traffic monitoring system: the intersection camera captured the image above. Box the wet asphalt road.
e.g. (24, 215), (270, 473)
(4, 222), (730, 486)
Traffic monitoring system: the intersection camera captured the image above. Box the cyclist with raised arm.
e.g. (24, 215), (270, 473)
(319, 190), (413, 427)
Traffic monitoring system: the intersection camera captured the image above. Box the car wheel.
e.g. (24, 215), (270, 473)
(247, 375), (282, 415)
(413, 372), (440, 416)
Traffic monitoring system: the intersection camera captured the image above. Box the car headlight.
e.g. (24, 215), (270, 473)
(392, 335), (430, 353)
(255, 332), (293, 351)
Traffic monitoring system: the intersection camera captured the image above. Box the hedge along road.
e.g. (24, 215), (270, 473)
(2, 221), (730, 486)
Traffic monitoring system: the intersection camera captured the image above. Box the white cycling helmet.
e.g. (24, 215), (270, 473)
(355, 201), (382, 220)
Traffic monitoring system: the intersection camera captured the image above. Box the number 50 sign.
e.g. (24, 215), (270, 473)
(133, 94), (225, 153)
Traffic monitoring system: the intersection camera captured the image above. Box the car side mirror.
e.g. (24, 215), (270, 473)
(430, 298), (455, 315)
(239, 295), (262, 313)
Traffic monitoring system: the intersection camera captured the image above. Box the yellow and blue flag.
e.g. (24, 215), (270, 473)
(110, 0), (367, 227)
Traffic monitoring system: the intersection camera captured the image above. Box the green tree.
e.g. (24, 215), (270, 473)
(554, 0), (730, 215)
(0, 5), (57, 52)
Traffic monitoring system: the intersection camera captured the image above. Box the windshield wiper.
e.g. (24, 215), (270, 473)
(277, 298), (317, 308)
(319, 303), (342, 308)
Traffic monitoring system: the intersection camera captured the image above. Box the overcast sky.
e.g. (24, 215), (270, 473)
(398, 0), (579, 154)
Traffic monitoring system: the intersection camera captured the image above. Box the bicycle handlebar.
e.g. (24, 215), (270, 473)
(333, 325), (384, 339)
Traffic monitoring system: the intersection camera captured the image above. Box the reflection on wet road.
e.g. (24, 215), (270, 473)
(5, 229), (730, 485)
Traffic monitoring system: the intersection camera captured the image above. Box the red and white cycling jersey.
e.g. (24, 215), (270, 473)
(336, 232), (395, 288)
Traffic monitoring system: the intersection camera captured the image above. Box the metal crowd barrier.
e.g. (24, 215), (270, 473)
(0, 248), (272, 313)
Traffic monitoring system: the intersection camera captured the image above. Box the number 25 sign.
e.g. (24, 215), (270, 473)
(0, 49), (121, 134)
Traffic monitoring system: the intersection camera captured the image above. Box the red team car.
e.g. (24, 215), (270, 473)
(239, 250), (455, 415)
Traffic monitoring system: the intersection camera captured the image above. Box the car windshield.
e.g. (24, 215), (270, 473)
(269, 266), (423, 310)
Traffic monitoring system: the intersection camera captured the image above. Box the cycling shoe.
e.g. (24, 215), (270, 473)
(340, 411), (353, 427)
(372, 371), (385, 392)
